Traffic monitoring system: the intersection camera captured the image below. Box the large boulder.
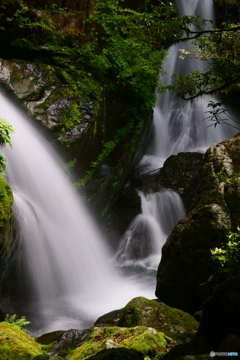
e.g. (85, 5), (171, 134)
(117, 297), (199, 343)
(156, 133), (240, 313)
(68, 326), (174, 360)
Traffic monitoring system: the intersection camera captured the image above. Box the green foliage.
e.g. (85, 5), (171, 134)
(0, 119), (14, 147)
(211, 228), (240, 274)
(212, 168), (240, 184)
(4, 314), (30, 333)
(1, 0), (184, 112)
(64, 158), (77, 170)
(163, 21), (240, 101)
(0, 119), (14, 174)
(76, 0), (182, 111)
(77, 118), (134, 187)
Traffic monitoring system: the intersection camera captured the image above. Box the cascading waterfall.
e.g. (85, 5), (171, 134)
(147, 0), (235, 163)
(117, 0), (235, 266)
(0, 92), (155, 336)
(116, 189), (185, 268)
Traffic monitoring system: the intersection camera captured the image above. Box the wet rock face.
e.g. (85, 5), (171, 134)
(0, 59), (98, 138)
(156, 134), (240, 314)
(159, 152), (204, 211)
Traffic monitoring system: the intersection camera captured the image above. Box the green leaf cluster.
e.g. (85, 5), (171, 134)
(4, 314), (30, 333)
(0, 119), (14, 174)
(212, 167), (240, 184)
(211, 228), (240, 273)
(164, 21), (240, 100)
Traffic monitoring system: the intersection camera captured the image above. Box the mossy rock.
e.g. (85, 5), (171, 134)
(68, 326), (174, 360)
(0, 175), (13, 260)
(37, 328), (92, 358)
(118, 297), (199, 343)
(0, 322), (44, 359)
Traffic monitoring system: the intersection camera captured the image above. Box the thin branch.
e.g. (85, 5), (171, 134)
(164, 26), (240, 45)
(181, 75), (240, 100)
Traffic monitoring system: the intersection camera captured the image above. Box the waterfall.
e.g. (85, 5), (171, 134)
(116, 189), (185, 268)
(0, 92), (155, 336)
(147, 0), (235, 161)
(117, 0), (235, 266)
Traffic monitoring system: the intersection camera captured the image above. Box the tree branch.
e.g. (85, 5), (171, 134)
(182, 75), (240, 100)
(164, 25), (240, 45)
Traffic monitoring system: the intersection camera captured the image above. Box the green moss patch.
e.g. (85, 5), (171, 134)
(0, 322), (43, 360)
(69, 326), (174, 360)
(118, 297), (199, 343)
(0, 176), (13, 260)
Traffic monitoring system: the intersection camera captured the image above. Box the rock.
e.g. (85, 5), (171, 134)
(117, 297), (199, 343)
(0, 176), (14, 304)
(94, 309), (124, 327)
(0, 59), (98, 138)
(36, 330), (66, 345)
(197, 275), (240, 349)
(68, 326), (174, 360)
(37, 328), (92, 359)
(159, 152), (204, 210)
(86, 348), (143, 360)
(156, 134), (240, 313)
(217, 334), (240, 356)
(0, 321), (44, 359)
(160, 336), (210, 360)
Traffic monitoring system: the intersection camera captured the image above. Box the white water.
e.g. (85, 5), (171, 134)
(117, 0), (235, 265)
(0, 92), (155, 336)
(116, 189), (185, 268)
(147, 0), (234, 161)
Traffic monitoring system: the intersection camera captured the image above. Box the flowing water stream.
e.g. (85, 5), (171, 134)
(0, 0), (236, 336)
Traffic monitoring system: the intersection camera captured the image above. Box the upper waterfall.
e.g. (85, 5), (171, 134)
(147, 0), (235, 165)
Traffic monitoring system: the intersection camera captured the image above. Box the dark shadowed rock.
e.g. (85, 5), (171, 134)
(159, 152), (204, 210)
(86, 348), (144, 360)
(197, 275), (240, 349)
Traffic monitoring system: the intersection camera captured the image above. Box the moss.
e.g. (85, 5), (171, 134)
(0, 176), (13, 260)
(0, 322), (43, 359)
(118, 297), (199, 343)
(68, 326), (173, 360)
